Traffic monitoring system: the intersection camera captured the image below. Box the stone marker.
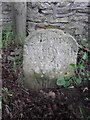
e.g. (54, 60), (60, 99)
(23, 29), (78, 90)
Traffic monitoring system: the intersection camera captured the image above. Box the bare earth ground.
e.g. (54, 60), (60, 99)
(2, 42), (90, 120)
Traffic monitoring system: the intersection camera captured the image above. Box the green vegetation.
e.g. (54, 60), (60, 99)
(56, 49), (90, 119)
(78, 106), (90, 120)
(2, 24), (13, 49)
(2, 23), (23, 66)
(56, 51), (90, 87)
(2, 23), (24, 49)
(2, 24), (23, 89)
(2, 87), (13, 97)
(2, 24), (90, 120)
(3, 25), (90, 89)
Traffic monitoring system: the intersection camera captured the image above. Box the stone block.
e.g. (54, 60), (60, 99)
(23, 29), (78, 90)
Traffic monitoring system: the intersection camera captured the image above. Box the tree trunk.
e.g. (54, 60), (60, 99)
(11, 2), (26, 44)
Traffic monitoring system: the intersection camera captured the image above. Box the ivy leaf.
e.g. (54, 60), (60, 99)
(69, 64), (76, 69)
(75, 77), (82, 84)
(2, 87), (8, 92)
(82, 52), (88, 60)
(79, 63), (85, 69)
(87, 71), (90, 77)
(64, 81), (70, 87)
(56, 76), (66, 86)
(8, 93), (13, 97)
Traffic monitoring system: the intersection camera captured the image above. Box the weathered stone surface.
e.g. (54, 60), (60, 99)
(27, 2), (88, 44)
(23, 29), (78, 90)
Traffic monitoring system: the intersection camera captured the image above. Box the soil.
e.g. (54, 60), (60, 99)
(2, 42), (90, 120)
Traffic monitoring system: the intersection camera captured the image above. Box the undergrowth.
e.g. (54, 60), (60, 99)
(56, 50), (90, 87)
(2, 25), (90, 120)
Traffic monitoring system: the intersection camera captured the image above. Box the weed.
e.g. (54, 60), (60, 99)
(2, 87), (13, 97)
(56, 51), (90, 87)
(2, 23), (24, 49)
(11, 57), (17, 73)
(2, 24), (14, 49)
(2, 24), (24, 76)
(79, 106), (84, 119)
(79, 106), (90, 120)
(11, 54), (23, 72)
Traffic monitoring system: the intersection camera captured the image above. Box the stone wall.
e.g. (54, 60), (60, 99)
(2, 2), (12, 30)
(27, 2), (89, 44)
(1, 1), (89, 44)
